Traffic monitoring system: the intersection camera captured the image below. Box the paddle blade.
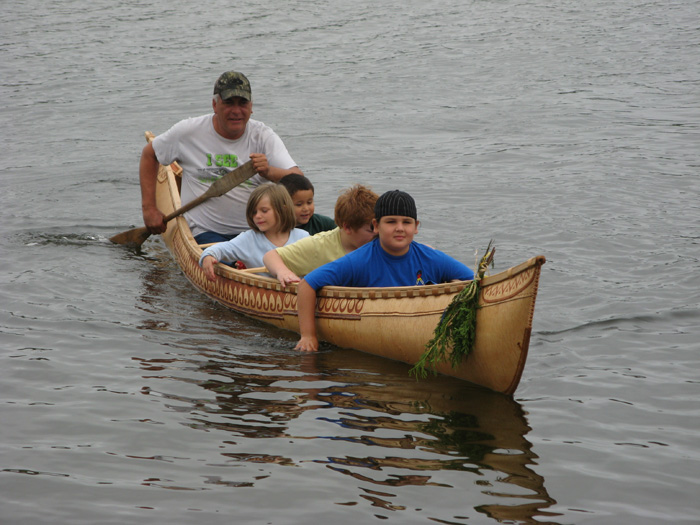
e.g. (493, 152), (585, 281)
(109, 226), (151, 248)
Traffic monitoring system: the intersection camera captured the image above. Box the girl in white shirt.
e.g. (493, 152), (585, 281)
(199, 183), (309, 280)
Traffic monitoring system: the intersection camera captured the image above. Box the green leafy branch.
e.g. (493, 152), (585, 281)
(410, 241), (495, 379)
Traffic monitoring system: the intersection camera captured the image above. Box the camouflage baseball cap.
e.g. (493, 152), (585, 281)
(213, 71), (252, 101)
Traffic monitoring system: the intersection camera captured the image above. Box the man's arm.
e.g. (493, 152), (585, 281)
(294, 280), (319, 352)
(263, 249), (301, 288)
(249, 153), (303, 182)
(139, 142), (167, 234)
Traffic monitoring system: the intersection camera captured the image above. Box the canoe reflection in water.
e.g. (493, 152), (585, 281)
(312, 352), (559, 523)
(133, 291), (560, 524)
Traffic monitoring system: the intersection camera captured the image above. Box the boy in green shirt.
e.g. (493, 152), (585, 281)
(279, 174), (336, 235)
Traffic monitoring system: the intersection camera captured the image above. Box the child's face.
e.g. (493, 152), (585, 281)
(343, 222), (377, 250)
(252, 196), (278, 233)
(290, 189), (315, 225)
(373, 216), (419, 256)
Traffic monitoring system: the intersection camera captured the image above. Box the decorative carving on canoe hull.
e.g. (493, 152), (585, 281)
(172, 231), (368, 321)
(482, 266), (537, 303)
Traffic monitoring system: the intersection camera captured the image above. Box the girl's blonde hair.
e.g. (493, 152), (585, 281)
(246, 183), (297, 233)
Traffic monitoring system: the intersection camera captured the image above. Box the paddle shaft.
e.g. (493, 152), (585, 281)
(110, 159), (256, 247)
(162, 185), (223, 222)
(160, 159), (256, 222)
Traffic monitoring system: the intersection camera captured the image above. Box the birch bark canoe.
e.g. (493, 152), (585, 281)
(148, 134), (545, 394)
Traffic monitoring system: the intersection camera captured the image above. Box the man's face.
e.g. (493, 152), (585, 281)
(212, 95), (252, 140)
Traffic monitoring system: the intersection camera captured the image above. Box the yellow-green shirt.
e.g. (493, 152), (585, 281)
(275, 227), (345, 276)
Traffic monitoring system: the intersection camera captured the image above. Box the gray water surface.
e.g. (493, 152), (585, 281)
(2, 0), (699, 523)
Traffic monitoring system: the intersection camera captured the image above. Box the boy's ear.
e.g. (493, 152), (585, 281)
(372, 218), (378, 230)
(415, 219), (419, 232)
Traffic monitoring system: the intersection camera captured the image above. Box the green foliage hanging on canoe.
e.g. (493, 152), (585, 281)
(410, 241), (495, 379)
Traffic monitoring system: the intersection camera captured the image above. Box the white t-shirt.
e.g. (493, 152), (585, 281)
(153, 115), (297, 236)
(199, 228), (309, 271)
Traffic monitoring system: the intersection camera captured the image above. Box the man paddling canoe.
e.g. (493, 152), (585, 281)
(139, 70), (303, 245)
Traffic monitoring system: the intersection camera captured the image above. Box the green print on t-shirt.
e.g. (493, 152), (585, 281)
(206, 153), (239, 168)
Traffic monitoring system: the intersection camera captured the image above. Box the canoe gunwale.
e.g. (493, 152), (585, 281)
(210, 258), (546, 302)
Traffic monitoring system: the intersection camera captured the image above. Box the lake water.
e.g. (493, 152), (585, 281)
(2, 0), (699, 523)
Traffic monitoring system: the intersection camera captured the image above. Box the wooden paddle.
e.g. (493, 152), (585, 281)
(110, 160), (256, 248)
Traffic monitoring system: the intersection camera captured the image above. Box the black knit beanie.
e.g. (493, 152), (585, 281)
(374, 190), (417, 221)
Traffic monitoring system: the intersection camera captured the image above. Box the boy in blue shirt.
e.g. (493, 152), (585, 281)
(295, 190), (475, 352)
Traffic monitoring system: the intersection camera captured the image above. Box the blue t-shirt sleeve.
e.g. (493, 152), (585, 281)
(303, 251), (358, 290)
(415, 243), (474, 283)
(304, 261), (339, 291)
(442, 255), (475, 281)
